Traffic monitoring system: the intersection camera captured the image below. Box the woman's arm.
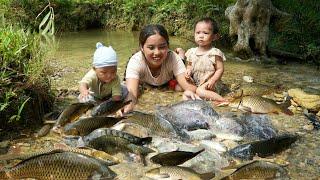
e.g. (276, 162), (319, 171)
(122, 78), (140, 114)
(175, 73), (197, 92)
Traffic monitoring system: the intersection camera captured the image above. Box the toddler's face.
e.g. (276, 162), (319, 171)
(95, 66), (117, 83)
(141, 33), (169, 69)
(194, 22), (217, 48)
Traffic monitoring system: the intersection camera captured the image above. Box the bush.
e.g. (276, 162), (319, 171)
(0, 24), (54, 128)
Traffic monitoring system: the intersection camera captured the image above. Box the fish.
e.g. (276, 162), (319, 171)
(238, 113), (278, 140)
(91, 99), (131, 116)
(228, 134), (298, 160)
(83, 128), (152, 146)
(54, 102), (94, 128)
(111, 122), (151, 138)
(121, 111), (181, 139)
(229, 96), (293, 115)
(150, 149), (205, 166)
(221, 160), (288, 180)
(0, 150), (116, 180)
(0, 146), (119, 166)
(228, 83), (279, 97)
(155, 107), (210, 131)
(155, 100), (220, 131)
(303, 110), (320, 130)
(63, 116), (122, 136)
(145, 166), (214, 180)
(82, 128), (154, 156)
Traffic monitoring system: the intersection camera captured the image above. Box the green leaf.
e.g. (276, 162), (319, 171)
(39, 10), (52, 32)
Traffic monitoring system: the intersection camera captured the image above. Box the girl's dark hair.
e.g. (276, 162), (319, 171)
(195, 17), (219, 34)
(139, 24), (169, 47)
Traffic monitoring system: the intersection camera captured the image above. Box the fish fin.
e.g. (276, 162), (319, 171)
(141, 137), (152, 145)
(281, 108), (294, 116)
(194, 148), (205, 156)
(199, 172), (215, 180)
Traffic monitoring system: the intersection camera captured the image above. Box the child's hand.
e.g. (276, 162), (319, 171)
(185, 69), (192, 80)
(79, 89), (94, 103)
(205, 80), (216, 90)
(175, 48), (185, 57)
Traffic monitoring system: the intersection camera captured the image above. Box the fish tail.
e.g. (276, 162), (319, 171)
(281, 108), (294, 116)
(0, 169), (9, 179)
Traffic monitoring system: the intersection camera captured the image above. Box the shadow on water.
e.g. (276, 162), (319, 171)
(1, 30), (319, 179)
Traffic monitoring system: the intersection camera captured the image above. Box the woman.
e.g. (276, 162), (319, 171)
(118, 24), (199, 115)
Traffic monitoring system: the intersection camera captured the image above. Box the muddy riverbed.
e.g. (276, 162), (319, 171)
(1, 30), (320, 179)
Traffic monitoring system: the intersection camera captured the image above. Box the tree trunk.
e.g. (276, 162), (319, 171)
(225, 0), (289, 58)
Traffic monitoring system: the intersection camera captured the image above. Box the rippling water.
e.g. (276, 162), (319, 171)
(2, 30), (319, 179)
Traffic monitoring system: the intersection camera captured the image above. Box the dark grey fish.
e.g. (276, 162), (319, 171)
(91, 99), (131, 116)
(83, 128), (152, 146)
(0, 150), (116, 180)
(238, 113), (278, 140)
(150, 149), (205, 166)
(54, 102), (94, 128)
(85, 133), (154, 156)
(63, 116), (122, 136)
(155, 107), (210, 130)
(221, 160), (288, 180)
(304, 110), (320, 130)
(228, 134), (298, 160)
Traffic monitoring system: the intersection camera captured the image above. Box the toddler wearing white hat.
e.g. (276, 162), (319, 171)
(78, 42), (128, 111)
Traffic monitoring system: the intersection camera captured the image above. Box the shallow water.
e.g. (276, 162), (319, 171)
(2, 30), (320, 179)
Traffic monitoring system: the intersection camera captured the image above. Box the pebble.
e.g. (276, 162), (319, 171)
(303, 124), (314, 131)
(242, 75), (254, 83)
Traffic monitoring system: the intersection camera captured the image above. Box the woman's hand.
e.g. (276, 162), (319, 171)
(182, 90), (201, 100)
(116, 102), (134, 117)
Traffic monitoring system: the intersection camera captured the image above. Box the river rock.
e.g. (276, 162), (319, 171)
(186, 129), (216, 141)
(288, 88), (320, 111)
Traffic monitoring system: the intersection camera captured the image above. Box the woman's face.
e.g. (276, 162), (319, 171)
(141, 33), (169, 69)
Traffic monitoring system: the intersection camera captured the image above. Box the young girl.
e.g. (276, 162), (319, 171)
(185, 17), (228, 105)
(119, 24), (198, 115)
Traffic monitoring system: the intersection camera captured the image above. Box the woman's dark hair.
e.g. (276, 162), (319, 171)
(139, 24), (169, 47)
(194, 17), (219, 34)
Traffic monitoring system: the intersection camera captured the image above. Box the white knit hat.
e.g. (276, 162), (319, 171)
(93, 42), (117, 68)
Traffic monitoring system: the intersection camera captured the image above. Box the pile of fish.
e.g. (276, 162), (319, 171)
(0, 98), (299, 179)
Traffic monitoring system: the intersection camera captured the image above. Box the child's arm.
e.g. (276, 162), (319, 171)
(206, 55), (224, 90)
(185, 64), (193, 81)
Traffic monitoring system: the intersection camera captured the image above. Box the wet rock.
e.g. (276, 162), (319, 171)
(317, 111), (320, 117)
(186, 129), (216, 141)
(199, 140), (227, 153)
(288, 88), (320, 111)
(181, 149), (229, 173)
(221, 140), (239, 150)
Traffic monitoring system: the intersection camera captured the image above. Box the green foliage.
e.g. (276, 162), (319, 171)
(271, 0), (320, 62)
(0, 25), (53, 127)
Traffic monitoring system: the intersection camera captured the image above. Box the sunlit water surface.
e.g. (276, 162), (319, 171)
(3, 30), (320, 179)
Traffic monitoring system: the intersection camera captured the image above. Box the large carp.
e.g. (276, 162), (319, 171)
(121, 111), (183, 139)
(145, 166), (214, 180)
(0, 146), (119, 166)
(0, 150), (116, 180)
(54, 102), (94, 128)
(228, 134), (298, 160)
(229, 96), (293, 115)
(63, 116), (122, 136)
(221, 160), (288, 180)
